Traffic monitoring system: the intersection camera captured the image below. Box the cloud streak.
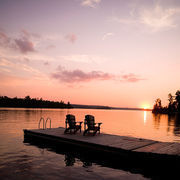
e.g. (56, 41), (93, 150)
(51, 66), (145, 84)
(110, 3), (180, 32)
(60, 54), (108, 64)
(140, 5), (180, 31)
(102, 33), (114, 40)
(81, 0), (101, 8)
(121, 73), (145, 82)
(0, 57), (46, 78)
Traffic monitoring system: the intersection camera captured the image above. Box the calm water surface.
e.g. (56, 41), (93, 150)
(0, 108), (180, 180)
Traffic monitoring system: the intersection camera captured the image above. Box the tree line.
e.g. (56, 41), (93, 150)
(0, 95), (72, 109)
(152, 90), (180, 114)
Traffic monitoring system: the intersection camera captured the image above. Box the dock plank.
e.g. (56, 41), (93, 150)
(153, 143), (180, 155)
(134, 141), (180, 155)
(112, 139), (156, 151)
(134, 142), (173, 153)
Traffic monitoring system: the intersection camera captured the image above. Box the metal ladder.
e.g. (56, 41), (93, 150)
(38, 117), (51, 129)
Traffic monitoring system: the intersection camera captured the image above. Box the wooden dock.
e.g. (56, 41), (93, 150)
(24, 127), (180, 159)
(24, 127), (180, 179)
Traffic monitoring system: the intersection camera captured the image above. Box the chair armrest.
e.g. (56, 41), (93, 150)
(76, 121), (83, 125)
(94, 122), (102, 126)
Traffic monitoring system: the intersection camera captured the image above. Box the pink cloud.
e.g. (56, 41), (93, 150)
(65, 33), (77, 43)
(14, 37), (35, 54)
(0, 31), (12, 47)
(46, 44), (56, 50)
(44, 61), (50, 66)
(0, 29), (37, 54)
(21, 29), (41, 39)
(51, 66), (145, 84)
(0, 31), (8, 41)
(51, 66), (113, 83)
(121, 73), (145, 82)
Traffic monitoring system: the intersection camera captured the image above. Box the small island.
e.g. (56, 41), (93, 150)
(0, 95), (72, 109)
(152, 90), (180, 114)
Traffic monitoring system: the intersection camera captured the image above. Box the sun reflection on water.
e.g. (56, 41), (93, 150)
(144, 111), (147, 124)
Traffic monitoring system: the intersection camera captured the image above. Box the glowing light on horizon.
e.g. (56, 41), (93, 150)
(141, 103), (151, 110)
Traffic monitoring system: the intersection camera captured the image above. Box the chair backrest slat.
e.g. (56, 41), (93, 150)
(85, 115), (95, 129)
(66, 114), (76, 128)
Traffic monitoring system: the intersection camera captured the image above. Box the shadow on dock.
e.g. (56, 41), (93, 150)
(24, 134), (179, 180)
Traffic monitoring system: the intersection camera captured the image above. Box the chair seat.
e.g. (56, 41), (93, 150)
(88, 126), (100, 130)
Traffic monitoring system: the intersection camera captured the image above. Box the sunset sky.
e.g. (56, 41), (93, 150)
(0, 0), (180, 108)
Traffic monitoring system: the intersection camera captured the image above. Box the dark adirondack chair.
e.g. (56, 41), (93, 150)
(64, 114), (82, 134)
(83, 115), (102, 136)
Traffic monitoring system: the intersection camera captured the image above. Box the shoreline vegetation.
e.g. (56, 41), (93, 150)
(0, 96), (72, 109)
(152, 90), (180, 114)
(0, 95), (152, 111)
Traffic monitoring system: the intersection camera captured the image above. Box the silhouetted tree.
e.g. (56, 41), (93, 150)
(168, 93), (176, 113)
(175, 90), (180, 112)
(153, 90), (180, 114)
(168, 93), (173, 105)
(67, 101), (71, 108)
(154, 98), (162, 109)
(152, 98), (163, 113)
(25, 96), (31, 100)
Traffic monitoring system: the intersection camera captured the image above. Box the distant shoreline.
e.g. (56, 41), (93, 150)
(71, 104), (152, 111)
(0, 106), (152, 111)
(0, 96), (152, 111)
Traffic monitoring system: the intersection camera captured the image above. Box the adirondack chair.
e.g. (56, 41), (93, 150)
(83, 115), (102, 136)
(64, 114), (82, 134)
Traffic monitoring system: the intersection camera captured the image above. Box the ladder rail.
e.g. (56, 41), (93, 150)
(45, 117), (51, 129)
(38, 117), (45, 129)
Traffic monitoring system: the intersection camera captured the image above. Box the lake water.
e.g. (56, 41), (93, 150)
(0, 108), (180, 180)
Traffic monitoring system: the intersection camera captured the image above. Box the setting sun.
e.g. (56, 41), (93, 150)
(141, 104), (151, 110)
